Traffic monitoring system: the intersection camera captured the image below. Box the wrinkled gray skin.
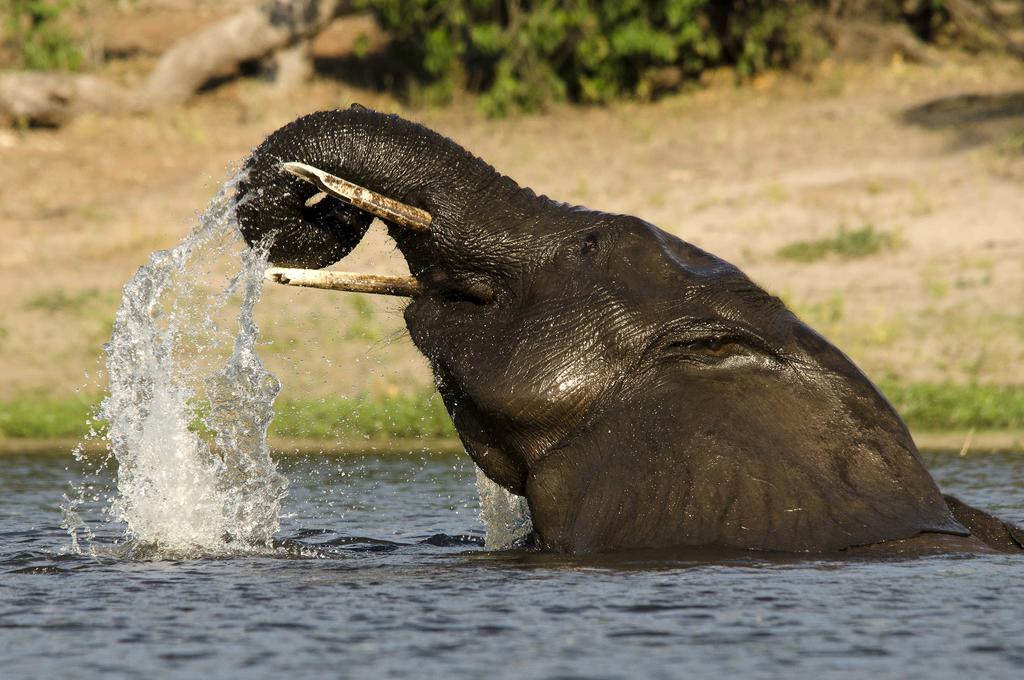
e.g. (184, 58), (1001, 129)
(237, 105), (1024, 555)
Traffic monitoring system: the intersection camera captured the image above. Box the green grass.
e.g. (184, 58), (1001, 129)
(271, 394), (455, 440)
(23, 287), (100, 314)
(0, 396), (99, 439)
(879, 382), (1024, 431)
(344, 296), (380, 341)
(777, 224), (900, 263)
(997, 129), (1024, 156)
(2, 384), (1023, 441)
(0, 393), (455, 441)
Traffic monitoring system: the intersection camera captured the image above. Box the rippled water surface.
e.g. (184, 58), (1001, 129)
(2, 449), (1023, 679)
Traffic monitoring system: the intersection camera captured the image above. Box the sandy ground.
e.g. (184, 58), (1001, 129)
(1, 34), (1022, 404)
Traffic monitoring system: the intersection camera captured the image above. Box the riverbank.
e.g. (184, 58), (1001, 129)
(2, 430), (1022, 457)
(0, 437), (465, 457)
(3, 382), (1023, 440)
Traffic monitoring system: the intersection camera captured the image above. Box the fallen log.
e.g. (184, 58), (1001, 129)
(0, 0), (351, 127)
(0, 72), (129, 127)
(138, 0), (347, 107)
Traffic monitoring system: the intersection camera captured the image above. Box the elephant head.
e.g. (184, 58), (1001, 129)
(236, 105), (977, 554)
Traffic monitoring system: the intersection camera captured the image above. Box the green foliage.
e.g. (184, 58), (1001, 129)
(357, 0), (811, 114)
(3, 0), (83, 71)
(777, 224), (900, 262)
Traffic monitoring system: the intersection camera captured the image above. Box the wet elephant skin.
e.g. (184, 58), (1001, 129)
(237, 105), (1023, 556)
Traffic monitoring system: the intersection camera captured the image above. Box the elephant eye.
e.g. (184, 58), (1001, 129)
(668, 336), (748, 362)
(580, 232), (599, 255)
(689, 338), (737, 355)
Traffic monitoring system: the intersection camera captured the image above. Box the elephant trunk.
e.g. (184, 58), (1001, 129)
(235, 105), (520, 271)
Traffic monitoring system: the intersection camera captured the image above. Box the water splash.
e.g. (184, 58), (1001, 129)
(65, 175), (287, 558)
(60, 168), (532, 557)
(475, 468), (532, 549)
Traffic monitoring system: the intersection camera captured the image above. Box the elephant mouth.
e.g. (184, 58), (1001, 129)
(264, 161), (495, 306)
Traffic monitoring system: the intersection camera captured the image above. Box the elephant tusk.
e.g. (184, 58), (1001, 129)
(280, 161), (432, 233)
(265, 267), (424, 297)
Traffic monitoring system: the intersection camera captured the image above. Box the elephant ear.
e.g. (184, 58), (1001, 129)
(524, 388), (967, 554)
(943, 495), (1024, 552)
(235, 111), (374, 269)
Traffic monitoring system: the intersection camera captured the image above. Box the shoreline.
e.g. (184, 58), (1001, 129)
(2, 431), (1021, 456)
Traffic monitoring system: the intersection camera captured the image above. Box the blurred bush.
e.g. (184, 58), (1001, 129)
(2, 0), (83, 70)
(357, 0), (813, 115)
(0, 0), (971, 116)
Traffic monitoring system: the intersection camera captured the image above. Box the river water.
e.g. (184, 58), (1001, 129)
(1, 448), (1022, 679)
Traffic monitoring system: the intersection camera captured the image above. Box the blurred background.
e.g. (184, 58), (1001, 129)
(0, 0), (1022, 444)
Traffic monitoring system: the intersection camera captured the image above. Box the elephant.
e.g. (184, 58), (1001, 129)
(235, 104), (1023, 556)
